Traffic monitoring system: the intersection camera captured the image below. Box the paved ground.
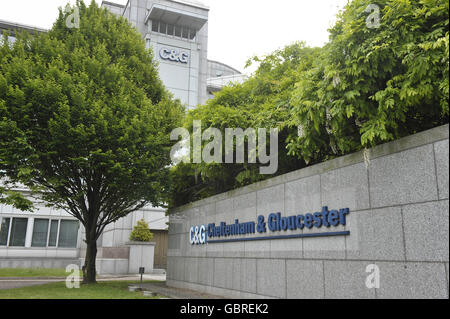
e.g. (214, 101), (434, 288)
(139, 282), (225, 299)
(0, 279), (62, 290)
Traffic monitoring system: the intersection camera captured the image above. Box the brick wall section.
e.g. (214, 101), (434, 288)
(167, 124), (449, 299)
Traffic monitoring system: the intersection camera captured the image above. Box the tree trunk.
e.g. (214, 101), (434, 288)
(83, 237), (97, 284)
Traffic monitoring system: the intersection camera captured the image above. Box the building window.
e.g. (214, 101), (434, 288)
(0, 217), (29, 247)
(182, 27), (189, 39)
(31, 219), (49, 247)
(167, 24), (174, 36)
(174, 25), (182, 37)
(0, 217), (11, 246)
(152, 20), (158, 32)
(9, 218), (28, 247)
(150, 20), (196, 41)
(0, 217), (78, 248)
(159, 22), (167, 34)
(48, 220), (59, 247)
(58, 220), (79, 248)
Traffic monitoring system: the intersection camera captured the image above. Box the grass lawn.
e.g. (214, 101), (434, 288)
(0, 268), (82, 277)
(0, 281), (164, 299)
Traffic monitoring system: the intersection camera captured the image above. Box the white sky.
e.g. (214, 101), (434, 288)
(0, 0), (348, 73)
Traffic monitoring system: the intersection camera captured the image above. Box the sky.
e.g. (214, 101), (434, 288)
(0, 0), (348, 74)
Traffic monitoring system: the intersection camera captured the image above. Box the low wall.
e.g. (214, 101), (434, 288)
(167, 124), (449, 299)
(79, 257), (129, 275)
(127, 242), (155, 274)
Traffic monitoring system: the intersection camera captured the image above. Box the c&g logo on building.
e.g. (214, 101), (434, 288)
(190, 225), (207, 245)
(160, 47), (189, 64)
(189, 206), (351, 245)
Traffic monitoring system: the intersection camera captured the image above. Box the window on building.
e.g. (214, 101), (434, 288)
(167, 24), (174, 36)
(58, 220), (79, 248)
(152, 20), (158, 32)
(159, 22), (167, 34)
(149, 20), (196, 41)
(0, 217), (11, 246)
(0, 217), (79, 248)
(174, 25), (182, 37)
(31, 219), (49, 247)
(48, 220), (59, 247)
(9, 218), (28, 247)
(181, 27), (189, 39)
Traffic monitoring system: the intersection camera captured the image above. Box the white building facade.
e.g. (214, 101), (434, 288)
(102, 0), (245, 109)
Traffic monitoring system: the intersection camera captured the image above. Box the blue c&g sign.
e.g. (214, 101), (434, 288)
(190, 225), (206, 245)
(189, 206), (350, 245)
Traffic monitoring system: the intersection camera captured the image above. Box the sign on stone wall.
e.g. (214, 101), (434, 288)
(190, 206), (350, 245)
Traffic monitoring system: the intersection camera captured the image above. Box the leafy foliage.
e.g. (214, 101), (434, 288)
(288, 0), (449, 162)
(169, 0), (449, 208)
(129, 219), (154, 242)
(169, 43), (319, 207)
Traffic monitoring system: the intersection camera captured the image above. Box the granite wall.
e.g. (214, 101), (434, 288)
(167, 124), (449, 299)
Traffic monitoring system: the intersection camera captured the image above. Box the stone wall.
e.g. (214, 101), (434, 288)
(167, 124), (449, 299)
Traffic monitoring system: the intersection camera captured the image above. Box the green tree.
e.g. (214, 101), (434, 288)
(0, 1), (183, 283)
(169, 0), (448, 208)
(288, 0), (449, 162)
(169, 43), (319, 207)
(129, 219), (154, 242)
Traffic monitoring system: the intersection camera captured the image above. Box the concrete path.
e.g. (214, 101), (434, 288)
(139, 282), (225, 299)
(0, 279), (63, 290)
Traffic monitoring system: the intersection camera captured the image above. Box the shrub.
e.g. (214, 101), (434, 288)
(129, 219), (154, 242)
